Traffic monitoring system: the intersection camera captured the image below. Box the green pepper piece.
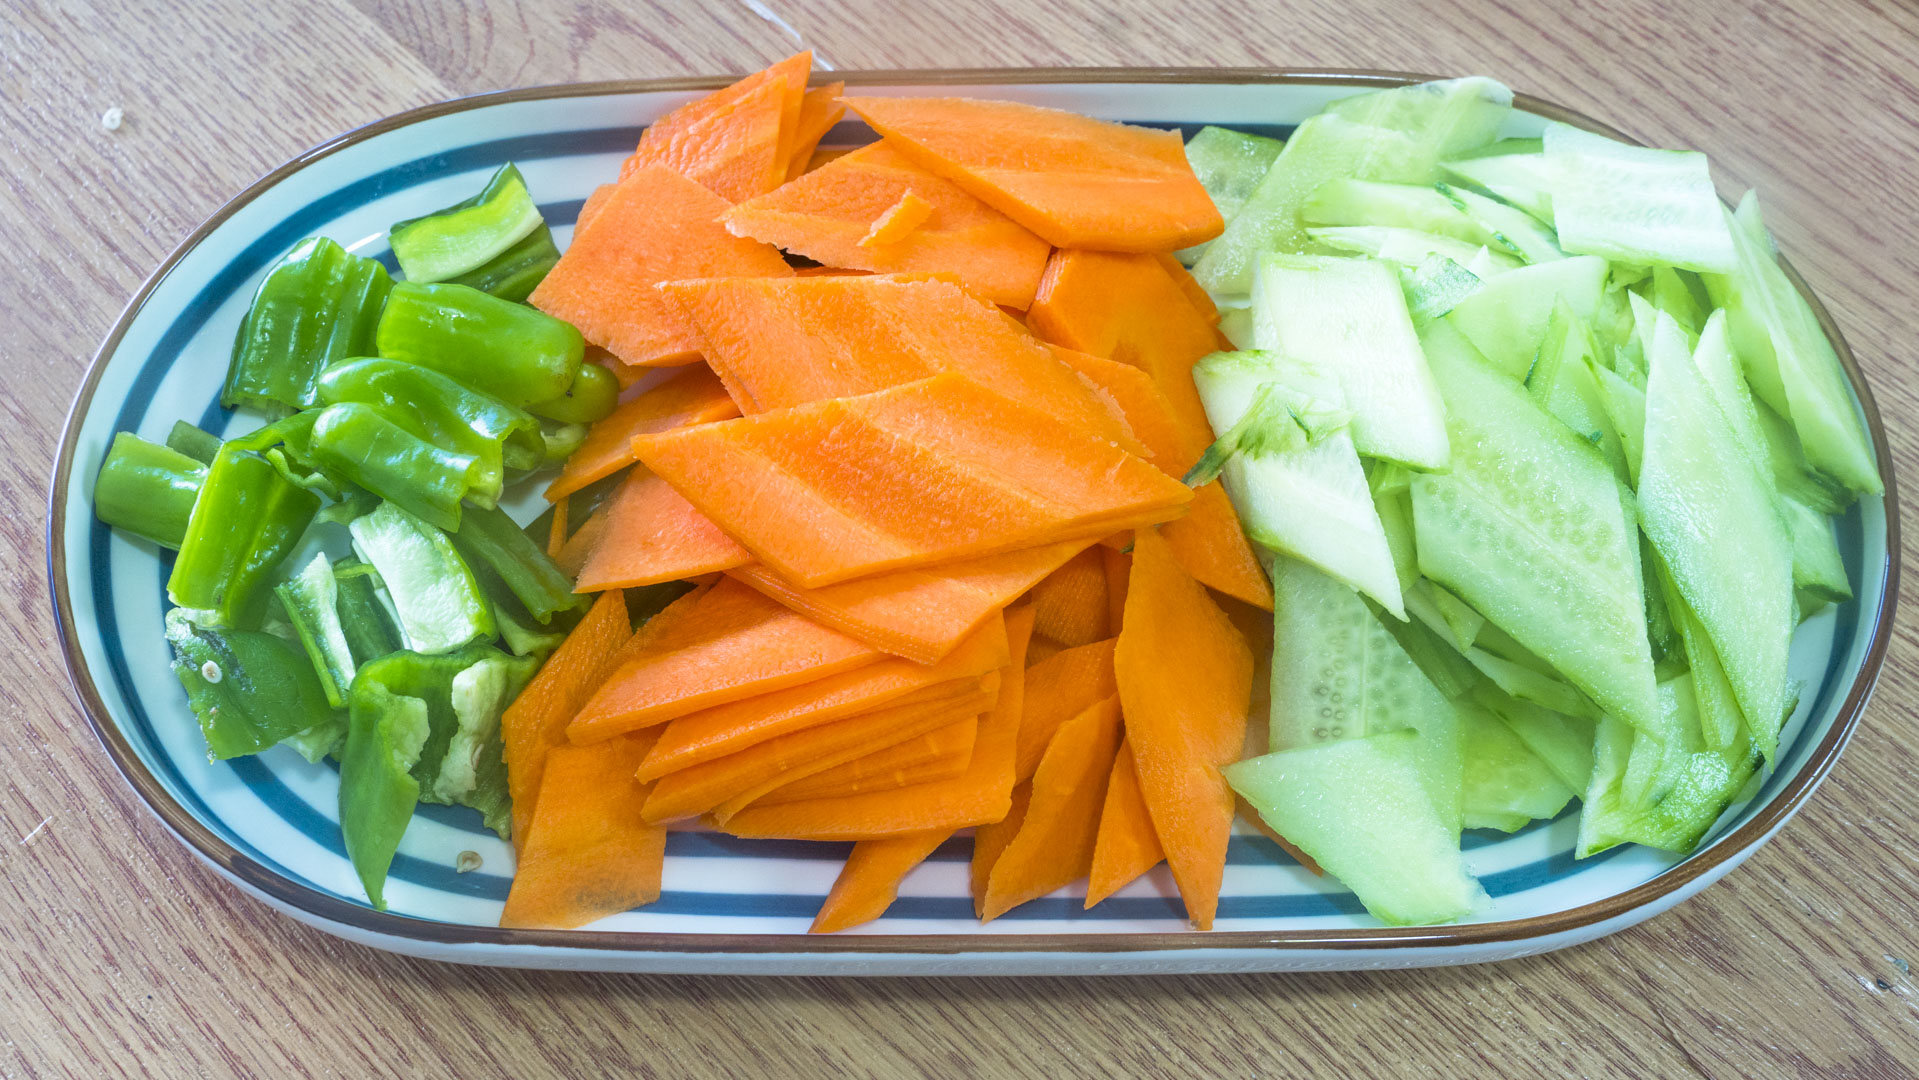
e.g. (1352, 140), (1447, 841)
(166, 420), (223, 466)
(167, 446), (321, 628)
(165, 608), (339, 760)
(223, 237), (392, 412)
(315, 357), (543, 502)
(346, 501), (494, 654)
(375, 281), (582, 407)
(446, 226), (561, 303)
(389, 163), (548, 285)
(539, 419), (588, 466)
(332, 559), (404, 664)
(339, 678), (429, 910)
(274, 552), (358, 708)
(527, 362), (619, 424)
(308, 403), (479, 531)
(94, 432), (207, 550)
(451, 504), (584, 624)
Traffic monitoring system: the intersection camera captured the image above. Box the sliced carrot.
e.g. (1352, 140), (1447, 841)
(529, 165), (793, 367)
(590, 347), (645, 390)
(576, 184), (618, 236)
(632, 373), (1192, 588)
(969, 781), (1030, 918)
(573, 467), (752, 591)
(842, 97), (1222, 252)
(859, 190), (936, 247)
(723, 142), (1052, 308)
(1155, 253), (1219, 324)
(555, 503), (611, 580)
(546, 496), (569, 560)
(500, 590), (632, 853)
(1016, 638), (1117, 782)
(570, 577), (884, 742)
(980, 694), (1123, 921)
(646, 684), (995, 823)
(639, 613), (1008, 779)
(1114, 527), (1254, 930)
(659, 275), (1128, 443)
(785, 82), (847, 181)
(726, 538), (1088, 664)
(500, 728), (665, 929)
(756, 714), (977, 806)
(721, 605), (1034, 840)
(1023, 638), (1064, 667)
(626, 74), (791, 203)
(622, 52), (811, 194)
(810, 828), (948, 934)
(1085, 738), (1166, 907)
(803, 146), (855, 173)
(544, 363), (739, 502)
(1027, 546), (1110, 648)
(1102, 546), (1132, 634)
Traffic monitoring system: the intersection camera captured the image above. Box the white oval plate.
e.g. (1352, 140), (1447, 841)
(50, 70), (1898, 974)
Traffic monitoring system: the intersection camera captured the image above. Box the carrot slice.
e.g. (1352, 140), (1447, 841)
(546, 496), (569, 560)
(529, 165), (793, 367)
(980, 694), (1123, 921)
(555, 503), (611, 580)
(810, 828), (948, 934)
(1016, 638), (1117, 782)
(1085, 737), (1166, 907)
(721, 604), (1035, 840)
(576, 184), (617, 237)
(569, 577), (884, 741)
(785, 82), (846, 181)
(726, 538), (1089, 664)
(1102, 546), (1132, 633)
(500, 590), (632, 852)
(842, 97), (1222, 252)
(969, 781), (1031, 917)
(544, 364), (739, 502)
(859, 190), (936, 247)
(723, 142), (1052, 308)
(639, 614), (1009, 779)
(626, 74), (791, 202)
(1114, 527), (1254, 930)
(1155, 253), (1219, 324)
(573, 467), (752, 591)
(756, 714), (977, 806)
(1027, 546), (1110, 648)
(500, 728), (666, 929)
(645, 684), (995, 823)
(632, 373), (1192, 588)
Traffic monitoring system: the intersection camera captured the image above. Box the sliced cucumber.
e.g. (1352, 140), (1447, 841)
(1590, 362), (1647, 484)
(1444, 256), (1609, 380)
(1176, 126), (1287, 265)
(1646, 266), (1709, 335)
(1400, 255), (1482, 323)
(1375, 486), (1420, 598)
(1755, 399), (1850, 515)
(1226, 730), (1486, 926)
(1460, 646), (1599, 720)
(1442, 139), (1554, 222)
(1305, 179), (1497, 245)
(1689, 309), (1766, 458)
(1526, 297), (1628, 481)
(1409, 341), (1660, 733)
(1458, 700), (1576, 832)
(1309, 225), (1521, 273)
(1444, 182), (1566, 264)
(1378, 607), (1484, 700)
(1577, 677), (1759, 857)
(1217, 305), (1255, 350)
(1323, 76), (1512, 161)
(1637, 309), (1794, 759)
(1780, 495), (1851, 603)
(1192, 350), (1405, 615)
(1542, 121), (1736, 273)
(1469, 682), (1596, 794)
(1252, 253), (1450, 470)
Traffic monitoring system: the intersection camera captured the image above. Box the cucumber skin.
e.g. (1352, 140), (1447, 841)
(1543, 122), (1737, 274)
(1457, 701), (1574, 831)
(1444, 256), (1609, 381)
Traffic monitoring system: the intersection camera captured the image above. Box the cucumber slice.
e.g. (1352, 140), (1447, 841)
(1542, 122), (1737, 273)
(1444, 183), (1567, 265)
(1461, 646), (1600, 720)
(1305, 179), (1496, 245)
(1444, 256), (1609, 380)
(1780, 496), (1851, 603)
(1252, 253), (1450, 470)
(1226, 730), (1486, 925)
(1639, 533), (1679, 663)
(1176, 126), (1286, 265)
(1442, 139), (1554, 222)
(1689, 309), (1766, 457)
(1404, 579), (1484, 650)
(1577, 677), (1760, 857)
(1647, 266), (1709, 335)
(1309, 225), (1521, 273)
(1638, 309), (1794, 760)
(1458, 700), (1576, 832)
(1216, 305), (1255, 349)
(1526, 298), (1628, 481)
(1323, 76), (1512, 160)
(1755, 399), (1851, 515)
(1378, 606), (1483, 700)
(1376, 487), (1420, 598)
(1400, 255), (1482, 323)
(1192, 350), (1405, 615)
(1194, 114), (1433, 296)
(1590, 363), (1647, 484)
(1469, 682), (1596, 793)
(1410, 342), (1660, 733)
(1701, 192), (1881, 496)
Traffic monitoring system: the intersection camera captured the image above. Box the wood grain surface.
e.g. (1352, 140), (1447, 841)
(5, 1), (1916, 1076)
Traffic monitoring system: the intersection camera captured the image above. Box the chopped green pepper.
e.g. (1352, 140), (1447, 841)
(165, 608), (338, 760)
(447, 227), (560, 303)
(94, 432), (206, 550)
(308, 403), (480, 531)
(315, 357), (542, 502)
(389, 163), (547, 285)
(274, 552), (358, 708)
(375, 281), (583, 407)
(332, 559), (404, 665)
(451, 504), (583, 624)
(346, 501), (494, 654)
(167, 445), (321, 628)
(339, 678), (429, 910)
(539, 419), (588, 466)
(222, 237), (391, 412)
(166, 421), (223, 466)
(528, 362), (619, 425)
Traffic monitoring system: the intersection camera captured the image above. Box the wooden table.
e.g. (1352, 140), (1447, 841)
(6, 1), (1916, 1076)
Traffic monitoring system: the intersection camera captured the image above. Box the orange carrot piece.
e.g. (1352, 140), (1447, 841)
(726, 538), (1088, 665)
(546, 496), (569, 560)
(841, 97), (1222, 252)
(1155, 253), (1219, 324)
(544, 363), (739, 502)
(627, 74), (791, 203)
(573, 467), (752, 591)
(810, 828), (949, 934)
(980, 695), (1123, 921)
(632, 374), (1192, 588)
(721, 605), (1035, 840)
(529, 165), (792, 367)
(803, 146), (855, 173)
(1102, 546), (1131, 634)
(500, 590), (632, 852)
(639, 614), (1009, 779)
(1016, 638), (1117, 782)
(500, 728), (666, 929)
(1085, 738), (1166, 907)
(555, 504), (611, 580)
(724, 142), (1052, 308)
(756, 714), (977, 806)
(969, 781), (1031, 917)
(1027, 546), (1110, 648)
(569, 577), (884, 742)
(1114, 527), (1253, 930)
(785, 82), (846, 181)
(577, 184), (618, 237)
(623, 52), (811, 194)
(590, 347), (645, 390)
(859, 190), (936, 247)
(644, 685), (995, 823)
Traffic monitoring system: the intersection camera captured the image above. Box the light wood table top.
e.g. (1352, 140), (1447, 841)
(6, 1), (1916, 1076)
